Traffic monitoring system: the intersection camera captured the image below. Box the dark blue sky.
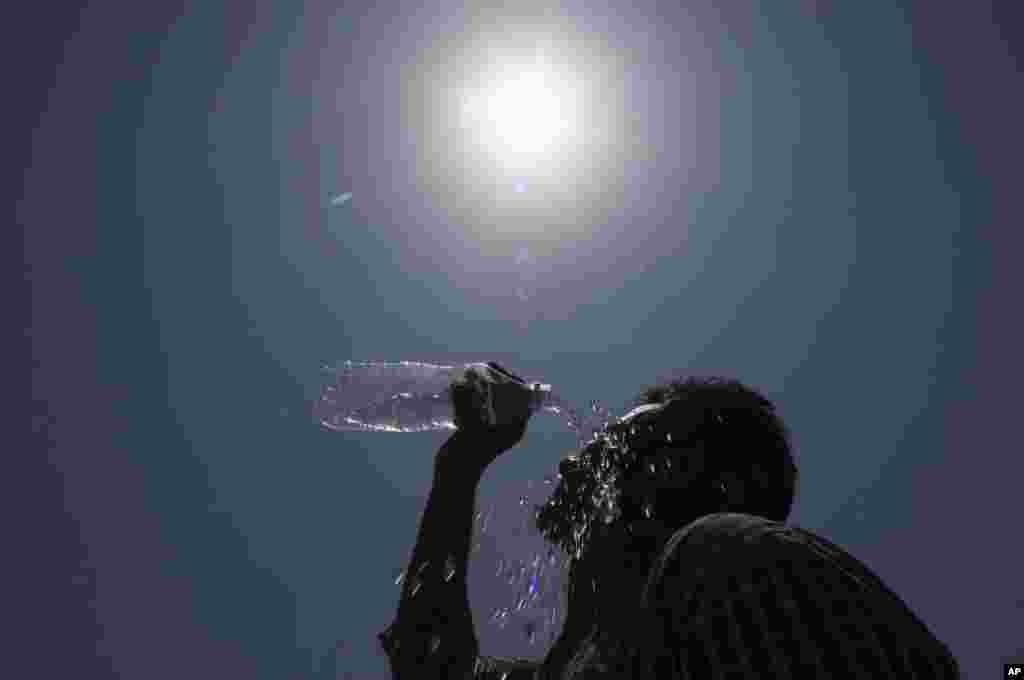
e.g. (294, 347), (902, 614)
(18, 1), (1023, 678)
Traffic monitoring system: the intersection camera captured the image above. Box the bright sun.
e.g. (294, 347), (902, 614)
(485, 70), (567, 153)
(462, 60), (579, 163)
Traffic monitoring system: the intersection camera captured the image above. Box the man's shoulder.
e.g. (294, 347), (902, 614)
(660, 512), (787, 557)
(644, 513), (960, 678)
(654, 512), (870, 587)
(675, 511), (782, 536)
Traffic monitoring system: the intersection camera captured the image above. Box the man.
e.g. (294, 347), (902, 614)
(379, 363), (959, 679)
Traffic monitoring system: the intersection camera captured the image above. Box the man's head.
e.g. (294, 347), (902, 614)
(533, 375), (797, 563)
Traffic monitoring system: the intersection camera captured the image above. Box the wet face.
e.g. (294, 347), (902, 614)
(532, 401), (717, 566)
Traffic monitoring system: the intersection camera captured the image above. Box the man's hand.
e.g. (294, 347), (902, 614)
(445, 362), (536, 472)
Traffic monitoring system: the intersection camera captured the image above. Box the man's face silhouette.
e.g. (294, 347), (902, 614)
(533, 400), (718, 567)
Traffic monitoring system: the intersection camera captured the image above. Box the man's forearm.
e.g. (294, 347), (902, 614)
(381, 432), (493, 679)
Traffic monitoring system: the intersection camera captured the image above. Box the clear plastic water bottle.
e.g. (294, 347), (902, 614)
(314, 360), (561, 433)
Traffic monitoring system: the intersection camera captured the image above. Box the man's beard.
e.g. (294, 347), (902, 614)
(533, 429), (700, 565)
(532, 436), (623, 561)
(532, 429), (664, 562)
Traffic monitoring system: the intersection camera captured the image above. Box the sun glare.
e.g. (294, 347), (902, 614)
(485, 70), (567, 153)
(462, 59), (580, 165)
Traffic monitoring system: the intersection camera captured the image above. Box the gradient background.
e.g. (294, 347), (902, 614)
(17, 1), (1023, 678)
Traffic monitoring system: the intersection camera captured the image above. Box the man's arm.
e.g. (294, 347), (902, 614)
(378, 431), (491, 680)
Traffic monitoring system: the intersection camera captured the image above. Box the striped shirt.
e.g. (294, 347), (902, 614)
(466, 513), (959, 679)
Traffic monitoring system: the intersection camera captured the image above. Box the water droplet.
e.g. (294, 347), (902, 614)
(444, 555), (456, 582)
(417, 561), (430, 575)
(666, 432), (672, 443)
(496, 558), (505, 577)
(642, 503), (654, 519)
(519, 496), (529, 507)
(500, 672), (510, 680)
(493, 609), (511, 629)
(430, 634), (441, 653)
(394, 570), (406, 586)
(408, 576), (422, 597)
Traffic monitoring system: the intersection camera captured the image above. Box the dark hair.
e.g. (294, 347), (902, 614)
(533, 375), (798, 564)
(627, 375), (797, 523)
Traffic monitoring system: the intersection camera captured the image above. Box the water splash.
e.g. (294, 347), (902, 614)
(476, 397), (647, 651)
(542, 395), (633, 450)
(505, 562), (521, 585)
(491, 608), (511, 629)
